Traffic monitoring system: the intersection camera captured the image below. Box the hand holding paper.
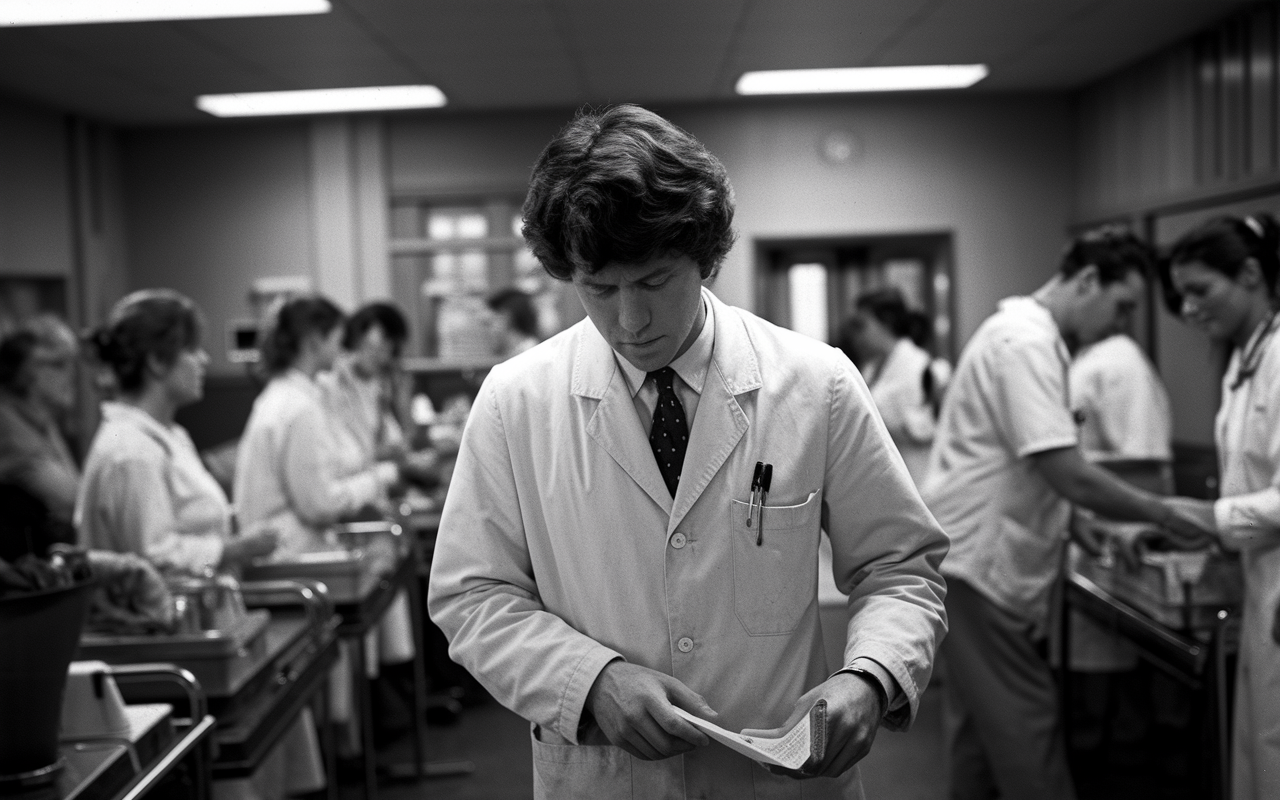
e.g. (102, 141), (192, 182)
(673, 701), (826, 771)
(741, 671), (884, 778)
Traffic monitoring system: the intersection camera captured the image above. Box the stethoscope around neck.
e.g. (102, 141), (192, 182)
(1230, 308), (1280, 391)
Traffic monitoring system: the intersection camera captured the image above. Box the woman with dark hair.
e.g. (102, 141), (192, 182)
(1160, 213), (1280, 800)
(235, 295), (400, 558)
(837, 288), (945, 485)
(487, 288), (541, 357)
(0, 315), (81, 559)
(77, 291), (278, 574)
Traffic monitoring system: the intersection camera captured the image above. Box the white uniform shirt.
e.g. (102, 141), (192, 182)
(922, 296), (1078, 631)
(863, 338), (938, 486)
(235, 370), (391, 558)
(1069, 335), (1172, 462)
(77, 402), (228, 574)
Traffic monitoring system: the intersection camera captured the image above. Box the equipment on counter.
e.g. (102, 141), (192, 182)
(241, 520), (405, 604)
(1071, 514), (1242, 629)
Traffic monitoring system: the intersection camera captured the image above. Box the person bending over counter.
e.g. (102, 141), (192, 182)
(77, 290), (278, 574)
(1159, 213), (1280, 800)
(0, 315), (81, 560)
(921, 227), (1214, 800)
(429, 104), (948, 799)
(235, 295), (400, 558)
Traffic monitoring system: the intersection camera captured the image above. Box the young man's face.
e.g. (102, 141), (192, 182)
(1069, 267), (1144, 348)
(572, 254), (707, 372)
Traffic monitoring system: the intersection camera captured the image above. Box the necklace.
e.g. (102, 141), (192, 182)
(1230, 309), (1280, 391)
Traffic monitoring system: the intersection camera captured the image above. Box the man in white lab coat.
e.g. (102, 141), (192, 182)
(922, 228), (1212, 800)
(428, 105), (949, 799)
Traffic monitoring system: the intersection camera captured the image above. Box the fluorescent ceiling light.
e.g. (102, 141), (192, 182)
(0, 1), (330, 26)
(736, 65), (989, 95)
(197, 85), (447, 117)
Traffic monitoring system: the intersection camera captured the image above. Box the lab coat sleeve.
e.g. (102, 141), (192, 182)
(279, 401), (388, 526)
(825, 357), (949, 731)
(427, 378), (623, 744)
(1213, 371), (1280, 547)
(107, 454), (224, 574)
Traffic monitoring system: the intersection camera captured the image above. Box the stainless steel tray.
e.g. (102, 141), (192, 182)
(77, 610), (271, 694)
(241, 550), (384, 604)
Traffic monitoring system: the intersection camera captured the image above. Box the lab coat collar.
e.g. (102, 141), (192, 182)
(574, 287), (761, 528)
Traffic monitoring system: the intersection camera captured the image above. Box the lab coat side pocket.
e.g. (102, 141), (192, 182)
(730, 490), (822, 636)
(530, 724), (633, 799)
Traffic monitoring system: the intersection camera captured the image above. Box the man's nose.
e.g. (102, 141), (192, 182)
(1180, 296), (1198, 318)
(618, 289), (650, 334)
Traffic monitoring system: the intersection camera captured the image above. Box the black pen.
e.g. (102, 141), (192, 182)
(747, 461), (764, 530)
(757, 464), (773, 546)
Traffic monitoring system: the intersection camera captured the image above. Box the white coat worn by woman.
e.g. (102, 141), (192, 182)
(1164, 214), (1280, 800)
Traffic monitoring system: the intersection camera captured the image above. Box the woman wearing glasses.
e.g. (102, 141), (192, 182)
(1161, 213), (1280, 800)
(0, 315), (81, 559)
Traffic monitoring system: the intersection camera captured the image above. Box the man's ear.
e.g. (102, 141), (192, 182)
(1072, 264), (1101, 295)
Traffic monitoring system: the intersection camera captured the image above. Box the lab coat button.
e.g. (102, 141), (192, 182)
(671, 532), (687, 549)
(677, 637), (694, 653)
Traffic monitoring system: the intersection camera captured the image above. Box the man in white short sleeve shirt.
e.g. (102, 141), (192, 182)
(921, 228), (1213, 800)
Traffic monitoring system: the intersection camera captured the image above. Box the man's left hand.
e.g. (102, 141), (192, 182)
(740, 671), (883, 779)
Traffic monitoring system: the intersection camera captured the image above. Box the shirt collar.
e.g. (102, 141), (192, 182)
(615, 296), (716, 399)
(100, 400), (180, 449)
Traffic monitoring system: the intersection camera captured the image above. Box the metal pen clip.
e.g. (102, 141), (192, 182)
(747, 461), (764, 531)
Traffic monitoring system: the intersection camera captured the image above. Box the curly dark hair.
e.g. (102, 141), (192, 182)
(260, 295), (344, 375)
(343, 302), (409, 355)
(1059, 225), (1156, 286)
(521, 105), (736, 281)
(88, 290), (201, 393)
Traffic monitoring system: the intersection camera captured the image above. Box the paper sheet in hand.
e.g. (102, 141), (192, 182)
(673, 706), (813, 770)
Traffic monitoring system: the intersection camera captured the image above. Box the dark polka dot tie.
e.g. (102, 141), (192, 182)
(648, 367), (689, 497)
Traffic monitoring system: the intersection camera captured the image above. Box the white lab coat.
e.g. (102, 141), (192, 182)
(429, 288), (949, 800)
(863, 338), (939, 486)
(1212, 317), (1280, 800)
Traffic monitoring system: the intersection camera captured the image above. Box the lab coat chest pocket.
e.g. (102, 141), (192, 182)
(730, 490), (821, 636)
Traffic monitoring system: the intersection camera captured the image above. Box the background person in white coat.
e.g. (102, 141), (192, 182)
(1159, 213), (1280, 800)
(838, 288), (945, 486)
(428, 104), (949, 799)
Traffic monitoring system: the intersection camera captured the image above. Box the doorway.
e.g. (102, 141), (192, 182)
(755, 233), (956, 361)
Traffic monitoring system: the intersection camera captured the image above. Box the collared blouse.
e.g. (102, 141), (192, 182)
(76, 402), (227, 574)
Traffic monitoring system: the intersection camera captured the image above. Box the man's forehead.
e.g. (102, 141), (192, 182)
(574, 255), (696, 284)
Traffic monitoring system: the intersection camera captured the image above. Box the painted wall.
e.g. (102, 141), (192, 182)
(121, 122), (315, 375)
(388, 95), (1075, 348)
(0, 96), (73, 279)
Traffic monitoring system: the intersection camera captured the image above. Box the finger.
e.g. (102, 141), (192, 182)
(631, 712), (695, 759)
(652, 707), (708, 747)
(665, 680), (718, 720)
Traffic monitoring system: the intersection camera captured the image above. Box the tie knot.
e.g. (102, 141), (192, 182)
(648, 367), (677, 392)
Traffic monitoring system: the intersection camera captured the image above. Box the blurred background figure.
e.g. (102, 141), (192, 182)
(77, 290), (278, 576)
(235, 295), (400, 558)
(1160, 213), (1280, 800)
(0, 315), (81, 561)
(1065, 329), (1174, 753)
(838, 288), (948, 485)
(486, 287), (541, 358)
(76, 289), (321, 800)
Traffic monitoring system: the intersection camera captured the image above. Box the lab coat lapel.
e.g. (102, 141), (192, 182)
(574, 321), (674, 515)
(669, 291), (761, 532)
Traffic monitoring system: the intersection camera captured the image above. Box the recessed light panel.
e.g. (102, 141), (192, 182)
(0, 0), (330, 26)
(196, 86), (448, 117)
(736, 65), (989, 95)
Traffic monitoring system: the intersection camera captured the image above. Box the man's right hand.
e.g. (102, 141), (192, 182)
(584, 661), (716, 760)
(1156, 497), (1218, 549)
